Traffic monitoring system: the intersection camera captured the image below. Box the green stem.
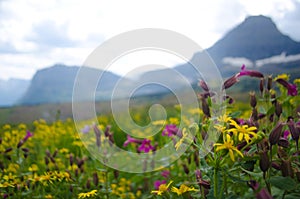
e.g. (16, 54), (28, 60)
(214, 167), (218, 199)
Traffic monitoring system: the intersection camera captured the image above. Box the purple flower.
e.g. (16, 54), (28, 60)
(276, 78), (298, 96)
(162, 124), (180, 137)
(161, 170), (170, 179)
(23, 131), (33, 141)
(237, 65), (264, 78)
(138, 139), (154, 153)
(81, 125), (91, 134)
(123, 135), (141, 147)
(154, 180), (166, 190)
(283, 130), (290, 139)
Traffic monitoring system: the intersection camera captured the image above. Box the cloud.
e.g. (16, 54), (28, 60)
(26, 20), (78, 49)
(277, 0), (300, 41)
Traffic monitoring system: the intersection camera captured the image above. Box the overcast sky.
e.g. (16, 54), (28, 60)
(0, 0), (300, 80)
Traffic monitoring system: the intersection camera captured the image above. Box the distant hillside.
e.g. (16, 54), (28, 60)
(0, 78), (30, 106)
(19, 64), (127, 105)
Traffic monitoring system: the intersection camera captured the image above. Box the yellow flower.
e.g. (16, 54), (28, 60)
(214, 134), (244, 161)
(294, 78), (300, 84)
(152, 120), (165, 126)
(151, 181), (173, 195)
(275, 73), (289, 80)
(175, 128), (188, 151)
(171, 184), (199, 195)
(217, 114), (232, 123)
(78, 190), (97, 198)
(29, 164), (39, 172)
(45, 194), (54, 199)
(228, 120), (257, 143)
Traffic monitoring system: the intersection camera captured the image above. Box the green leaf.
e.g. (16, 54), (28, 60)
(266, 106), (275, 115)
(228, 111), (242, 118)
(240, 167), (262, 177)
(269, 176), (297, 191)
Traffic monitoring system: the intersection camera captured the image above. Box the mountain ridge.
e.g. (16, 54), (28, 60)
(3, 15), (300, 106)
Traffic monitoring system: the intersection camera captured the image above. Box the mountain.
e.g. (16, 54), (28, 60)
(16, 15), (300, 106)
(19, 64), (130, 105)
(0, 78), (30, 106)
(207, 15), (300, 65)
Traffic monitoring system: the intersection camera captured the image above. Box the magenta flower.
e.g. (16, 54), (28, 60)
(154, 180), (166, 190)
(162, 124), (180, 137)
(23, 131), (33, 141)
(161, 170), (170, 179)
(237, 65), (264, 78)
(283, 130), (290, 139)
(138, 139), (154, 153)
(276, 78), (298, 96)
(123, 135), (141, 147)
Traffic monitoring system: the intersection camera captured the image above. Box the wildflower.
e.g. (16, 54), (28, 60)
(259, 151), (270, 173)
(267, 76), (273, 90)
(81, 125), (90, 134)
(269, 122), (283, 145)
(223, 74), (239, 89)
(249, 92), (257, 108)
(123, 135), (142, 147)
(214, 134), (244, 161)
(228, 120), (257, 143)
(275, 73), (289, 80)
(78, 190), (97, 198)
(276, 78), (298, 96)
(248, 180), (272, 199)
(154, 180), (166, 190)
(175, 128), (188, 150)
(171, 184), (199, 195)
(199, 80), (209, 92)
(29, 164), (39, 172)
(294, 78), (300, 84)
(287, 118), (299, 149)
(138, 139), (154, 153)
(200, 96), (211, 117)
(23, 130), (33, 142)
(162, 124), (180, 137)
(259, 78), (264, 94)
(237, 65), (264, 78)
(161, 170), (170, 179)
(283, 130), (290, 139)
(151, 180), (173, 195)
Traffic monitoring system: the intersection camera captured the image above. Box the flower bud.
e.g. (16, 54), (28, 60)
(287, 119), (299, 149)
(275, 102), (282, 117)
(267, 76), (272, 91)
(223, 75), (239, 90)
(69, 154), (74, 166)
(260, 78), (264, 94)
(45, 149), (51, 158)
(259, 151), (270, 172)
(4, 147), (13, 153)
(44, 156), (49, 165)
(17, 140), (24, 148)
(278, 138), (289, 148)
(250, 92), (257, 108)
(199, 80), (209, 92)
(182, 164), (189, 174)
(93, 172), (99, 186)
(52, 149), (58, 158)
(114, 169), (119, 179)
(86, 179), (91, 189)
(21, 148), (29, 153)
(251, 108), (258, 121)
(201, 97), (210, 117)
(281, 159), (294, 178)
(269, 122), (283, 145)
(104, 125), (111, 137)
(271, 161), (281, 170)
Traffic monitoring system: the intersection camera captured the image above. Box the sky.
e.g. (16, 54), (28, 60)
(0, 0), (300, 80)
